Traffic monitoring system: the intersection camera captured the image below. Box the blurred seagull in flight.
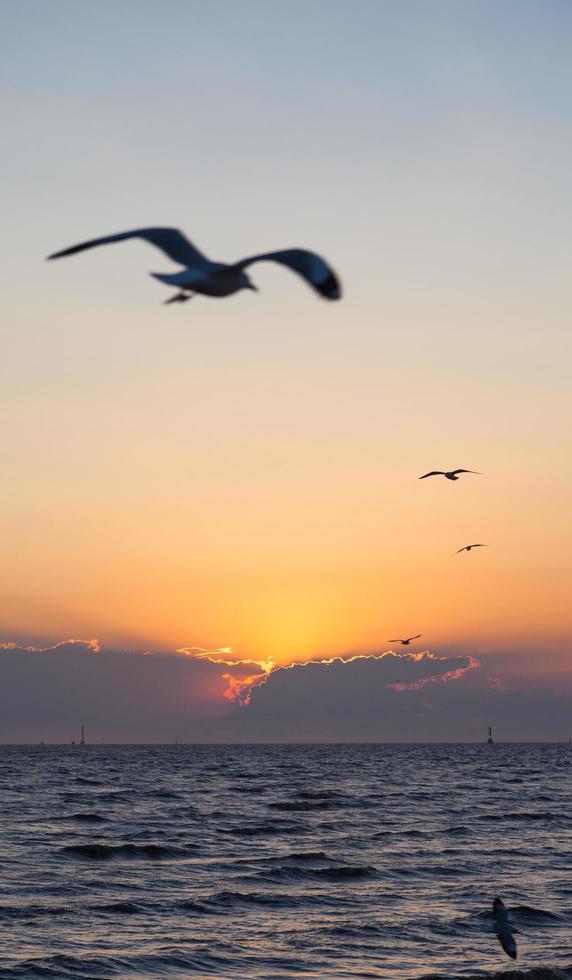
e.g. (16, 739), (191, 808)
(388, 634), (422, 646)
(419, 469), (482, 481)
(48, 227), (342, 303)
(451, 544), (487, 556)
(493, 898), (518, 960)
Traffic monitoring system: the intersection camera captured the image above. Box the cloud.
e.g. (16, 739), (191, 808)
(0, 638), (101, 653)
(0, 640), (239, 743)
(229, 650), (482, 741)
(0, 638), (571, 742)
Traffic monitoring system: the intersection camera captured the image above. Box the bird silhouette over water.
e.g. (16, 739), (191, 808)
(388, 634), (422, 646)
(451, 544), (487, 556)
(48, 227), (341, 303)
(493, 898), (518, 960)
(419, 469), (482, 481)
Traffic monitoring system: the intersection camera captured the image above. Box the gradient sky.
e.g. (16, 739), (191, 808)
(1, 2), (571, 734)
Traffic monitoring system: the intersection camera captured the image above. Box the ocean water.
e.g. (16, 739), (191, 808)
(0, 743), (571, 980)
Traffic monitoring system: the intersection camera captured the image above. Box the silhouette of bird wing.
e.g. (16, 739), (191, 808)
(451, 547), (468, 556)
(496, 929), (517, 960)
(472, 543), (487, 547)
(407, 634), (422, 641)
(48, 227), (212, 270)
(388, 639), (402, 643)
(232, 249), (341, 299)
(496, 932), (517, 959)
(419, 471), (445, 479)
(451, 469), (482, 475)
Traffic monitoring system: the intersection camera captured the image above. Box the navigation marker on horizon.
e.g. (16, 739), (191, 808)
(48, 227), (342, 303)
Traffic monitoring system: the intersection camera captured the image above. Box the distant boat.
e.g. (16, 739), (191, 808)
(487, 725), (494, 745)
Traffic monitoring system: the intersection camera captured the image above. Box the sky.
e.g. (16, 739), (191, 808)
(1, 1), (571, 740)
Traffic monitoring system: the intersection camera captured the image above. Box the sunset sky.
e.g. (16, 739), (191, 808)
(2, 2), (571, 739)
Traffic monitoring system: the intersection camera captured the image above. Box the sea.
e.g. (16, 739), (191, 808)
(0, 743), (571, 980)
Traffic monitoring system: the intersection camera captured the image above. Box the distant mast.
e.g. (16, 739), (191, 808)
(487, 725), (494, 745)
(80, 725), (86, 746)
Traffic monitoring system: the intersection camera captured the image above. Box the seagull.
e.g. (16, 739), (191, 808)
(419, 469), (482, 481)
(493, 898), (517, 960)
(47, 227), (341, 303)
(388, 634), (422, 646)
(451, 544), (488, 556)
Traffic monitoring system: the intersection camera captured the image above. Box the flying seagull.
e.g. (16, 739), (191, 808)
(388, 634), (422, 646)
(493, 898), (517, 960)
(451, 544), (487, 556)
(47, 227), (341, 303)
(419, 469), (482, 481)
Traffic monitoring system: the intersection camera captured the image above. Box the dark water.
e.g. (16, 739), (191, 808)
(1, 744), (571, 979)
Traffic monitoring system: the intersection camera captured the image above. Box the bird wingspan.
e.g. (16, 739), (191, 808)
(408, 634), (422, 641)
(452, 469), (481, 475)
(231, 248), (341, 300)
(419, 471), (444, 479)
(48, 227), (212, 270)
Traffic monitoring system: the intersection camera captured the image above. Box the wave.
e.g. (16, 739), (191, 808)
(66, 812), (108, 822)
(511, 905), (566, 924)
(267, 799), (337, 811)
(91, 901), (147, 914)
(294, 789), (347, 800)
(469, 905), (565, 927)
(280, 850), (329, 860)
(478, 812), (563, 822)
(61, 842), (199, 861)
(0, 904), (71, 921)
(206, 889), (301, 909)
(418, 970), (572, 980)
(221, 821), (307, 836)
(0, 948), (236, 978)
(251, 862), (375, 881)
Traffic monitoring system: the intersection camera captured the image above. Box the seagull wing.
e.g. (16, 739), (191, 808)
(48, 227), (212, 270)
(451, 469), (482, 475)
(451, 547), (467, 556)
(231, 249), (341, 300)
(419, 471), (445, 479)
(406, 634), (422, 642)
(496, 932), (517, 960)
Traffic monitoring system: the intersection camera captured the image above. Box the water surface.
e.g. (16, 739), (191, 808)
(1, 743), (571, 978)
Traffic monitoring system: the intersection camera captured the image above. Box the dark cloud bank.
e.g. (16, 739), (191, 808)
(0, 640), (570, 743)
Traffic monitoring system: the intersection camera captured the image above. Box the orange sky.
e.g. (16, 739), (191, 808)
(2, 3), (572, 673)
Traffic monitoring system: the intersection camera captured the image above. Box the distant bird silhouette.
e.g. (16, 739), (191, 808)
(419, 469), (482, 481)
(48, 227), (341, 303)
(388, 634), (422, 646)
(493, 898), (517, 960)
(451, 544), (487, 556)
